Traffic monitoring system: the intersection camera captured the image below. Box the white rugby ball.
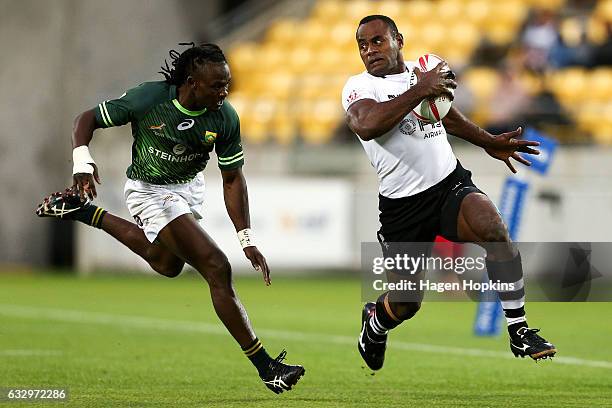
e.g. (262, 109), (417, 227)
(412, 53), (453, 123)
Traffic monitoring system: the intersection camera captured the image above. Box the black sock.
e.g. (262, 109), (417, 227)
(371, 293), (402, 336)
(505, 305), (528, 336)
(242, 338), (273, 375)
(72, 204), (106, 229)
(486, 253), (528, 336)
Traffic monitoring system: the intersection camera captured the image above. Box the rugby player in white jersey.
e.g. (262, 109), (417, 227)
(342, 15), (557, 370)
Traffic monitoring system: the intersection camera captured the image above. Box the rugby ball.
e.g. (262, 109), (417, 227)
(412, 53), (453, 123)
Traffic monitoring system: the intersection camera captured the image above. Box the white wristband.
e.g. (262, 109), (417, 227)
(72, 145), (96, 175)
(237, 228), (255, 249)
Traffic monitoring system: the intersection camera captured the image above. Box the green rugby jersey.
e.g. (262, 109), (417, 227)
(93, 81), (244, 184)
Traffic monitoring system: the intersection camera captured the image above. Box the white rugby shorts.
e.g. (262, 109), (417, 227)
(124, 173), (205, 242)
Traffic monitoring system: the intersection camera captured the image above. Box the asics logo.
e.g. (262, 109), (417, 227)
(177, 119), (195, 131)
(264, 376), (289, 390)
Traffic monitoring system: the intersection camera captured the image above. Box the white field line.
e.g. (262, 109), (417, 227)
(0, 349), (62, 357)
(1, 304), (611, 369)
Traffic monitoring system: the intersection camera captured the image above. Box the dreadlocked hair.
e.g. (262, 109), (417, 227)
(159, 42), (227, 86)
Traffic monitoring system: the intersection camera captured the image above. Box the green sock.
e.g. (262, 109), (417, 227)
(242, 338), (273, 375)
(72, 204), (106, 229)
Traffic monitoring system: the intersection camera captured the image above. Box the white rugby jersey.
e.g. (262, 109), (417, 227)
(342, 62), (457, 198)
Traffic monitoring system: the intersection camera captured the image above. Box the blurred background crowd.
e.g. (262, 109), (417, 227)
(2, 0), (611, 270)
(227, 0), (612, 145)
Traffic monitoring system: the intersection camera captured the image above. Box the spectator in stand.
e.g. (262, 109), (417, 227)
(485, 64), (531, 135)
(592, 21), (612, 66)
(521, 8), (561, 72)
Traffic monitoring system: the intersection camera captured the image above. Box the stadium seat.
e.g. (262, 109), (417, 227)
(435, 0), (463, 26)
(265, 19), (299, 48)
(226, 0), (603, 145)
(595, 0), (612, 22)
(546, 68), (588, 107)
(377, 0), (403, 19)
(589, 68), (612, 102)
(310, 0), (342, 23)
(463, 68), (500, 102)
(299, 99), (342, 144)
(465, 0), (492, 28)
(587, 16), (608, 45)
(345, 0), (378, 22)
(270, 103), (298, 145)
(560, 17), (583, 47)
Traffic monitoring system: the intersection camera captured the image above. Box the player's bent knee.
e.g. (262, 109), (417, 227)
(200, 252), (233, 288)
(482, 223), (510, 243)
(392, 301), (421, 321)
(152, 262), (183, 278)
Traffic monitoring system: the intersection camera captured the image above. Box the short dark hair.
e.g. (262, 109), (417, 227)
(159, 42), (227, 86)
(357, 15), (399, 38)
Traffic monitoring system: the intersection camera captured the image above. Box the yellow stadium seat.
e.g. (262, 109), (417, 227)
(287, 46), (315, 74)
(448, 21), (480, 52)
(465, 0), (492, 28)
(330, 21), (357, 47)
(227, 92), (248, 116)
(575, 101), (601, 133)
(595, 0), (612, 22)
(592, 119), (612, 144)
(257, 71), (295, 100)
(560, 17), (583, 47)
(317, 47), (347, 75)
(589, 68), (612, 102)
(240, 98), (281, 144)
(419, 22), (447, 50)
(254, 45), (285, 73)
(270, 102), (298, 145)
(299, 99), (343, 144)
(377, 0), (403, 19)
(546, 68), (587, 106)
(240, 112), (269, 144)
(311, 0), (344, 24)
(401, 0), (431, 21)
(484, 24), (518, 46)
(587, 16), (608, 45)
(435, 0), (463, 26)
(526, 0), (566, 9)
(297, 74), (328, 101)
(265, 19), (299, 47)
(300, 19), (328, 47)
(518, 72), (544, 96)
(345, 0), (379, 22)
(227, 43), (258, 76)
(463, 68), (500, 101)
(491, 1), (527, 26)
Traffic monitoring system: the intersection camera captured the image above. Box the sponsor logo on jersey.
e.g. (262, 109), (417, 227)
(399, 118), (417, 135)
(149, 123), (166, 130)
(148, 146), (205, 163)
(203, 131), (217, 144)
(173, 144), (186, 155)
(177, 119), (195, 131)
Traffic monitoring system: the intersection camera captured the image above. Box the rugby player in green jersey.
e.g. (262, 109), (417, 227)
(36, 43), (305, 394)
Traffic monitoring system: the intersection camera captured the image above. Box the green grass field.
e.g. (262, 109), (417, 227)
(1, 271), (611, 407)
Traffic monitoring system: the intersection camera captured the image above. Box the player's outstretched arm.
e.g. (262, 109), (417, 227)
(72, 109), (102, 200)
(443, 107), (540, 173)
(347, 62), (455, 141)
(221, 168), (271, 285)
